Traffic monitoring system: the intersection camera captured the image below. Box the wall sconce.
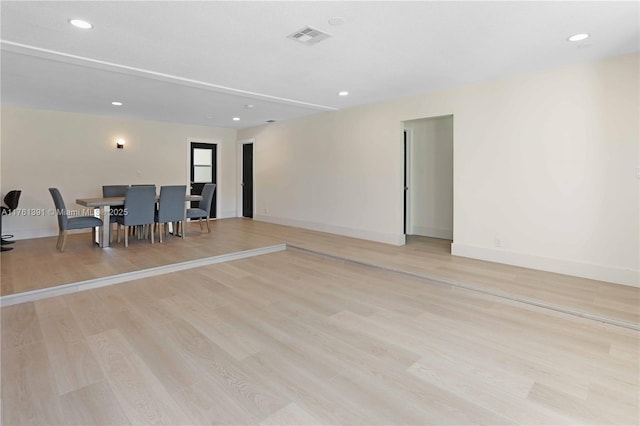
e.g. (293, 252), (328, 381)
(116, 138), (126, 149)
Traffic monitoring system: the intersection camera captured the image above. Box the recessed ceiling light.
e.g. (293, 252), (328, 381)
(233, 117), (240, 121)
(111, 101), (123, 106)
(568, 33), (589, 42)
(338, 91), (349, 96)
(328, 17), (345, 26)
(244, 104), (254, 109)
(68, 19), (93, 29)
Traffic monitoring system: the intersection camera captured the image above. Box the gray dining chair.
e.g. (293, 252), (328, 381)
(102, 185), (129, 243)
(49, 188), (104, 252)
(155, 185), (187, 243)
(186, 183), (216, 233)
(116, 185), (156, 247)
(102, 185), (129, 197)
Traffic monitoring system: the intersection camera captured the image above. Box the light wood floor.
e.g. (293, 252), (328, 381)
(1, 218), (638, 328)
(2, 249), (638, 425)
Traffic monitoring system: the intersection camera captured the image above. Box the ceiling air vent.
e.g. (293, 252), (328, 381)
(287, 26), (331, 46)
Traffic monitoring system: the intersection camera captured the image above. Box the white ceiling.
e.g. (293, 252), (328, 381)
(1, 1), (638, 129)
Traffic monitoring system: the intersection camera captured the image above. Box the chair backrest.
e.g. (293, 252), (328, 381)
(123, 186), (156, 226)
(102, 185), (129, 198)
(157, 185), (186, 223)
(3, 190), (21, 211)
(198, 183), (216, 215)
(48, 188), (68, 230)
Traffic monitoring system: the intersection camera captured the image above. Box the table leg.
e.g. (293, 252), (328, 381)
(100, 205), (111, 248)
(93, 208), (100, 245)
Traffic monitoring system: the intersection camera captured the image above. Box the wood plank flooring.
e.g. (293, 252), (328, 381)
(2, 250), (638, 424)
(1, 218), (638, 328)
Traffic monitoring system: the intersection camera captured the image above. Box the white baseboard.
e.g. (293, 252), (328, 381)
(408, 226), (453, 240)
(451, 243), (639, 288)
(1, 244), (286, 306)
(11, 212), (238, 239)
(254, 214), (405, 246)
(219, 209), (237, 219)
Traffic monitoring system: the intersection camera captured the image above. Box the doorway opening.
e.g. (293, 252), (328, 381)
(237, 139), (255, 218)
(241, 143), (254, 218)
(189, 141), (217, 218)
(402, 115), (454, 244)
(404, 130), (408, 235)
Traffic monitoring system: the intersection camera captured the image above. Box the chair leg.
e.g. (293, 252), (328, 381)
(206, 218), (211, 233)
(124, 226), (129, 248)
(60, 230), (68, 252)
(109, 224), (113, 244)
(150, 224), (154, 244)
(199, 218), (203, 230)
(159, 223), (163, 243)
(56, 231), (63, 249)
(117, 224), (121, 243)
(180, 221), (185, 239)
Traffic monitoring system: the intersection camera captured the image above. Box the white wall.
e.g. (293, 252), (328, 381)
(239, 53), (639, 286)
(239, 106), (404, 245)
(0, 107), (237, 239)
(404, 115), (454, 239)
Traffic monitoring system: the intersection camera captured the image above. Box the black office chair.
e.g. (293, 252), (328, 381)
(1, 190), (22, 252)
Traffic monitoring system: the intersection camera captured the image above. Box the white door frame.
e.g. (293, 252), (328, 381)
(186, 137), (220, 220)
(236, 138), (256, 217)
(401, 114), (455, 242)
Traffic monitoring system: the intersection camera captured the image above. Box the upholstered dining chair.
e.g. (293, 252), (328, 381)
(49, 188), (104, 252)
(116, 185), (156, 247)
(186, 183), (216, 233)
(102, 185), (129, 243)
(102, 185), (129, 197)
(155, 185), (187, 243)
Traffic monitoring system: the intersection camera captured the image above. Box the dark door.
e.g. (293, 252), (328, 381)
(404, 131), (408, 234)
(190, 142), (216, 218)
(242, 143), (254, 218)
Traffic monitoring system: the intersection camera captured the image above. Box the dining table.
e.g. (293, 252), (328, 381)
(76, 194), (202, 248)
